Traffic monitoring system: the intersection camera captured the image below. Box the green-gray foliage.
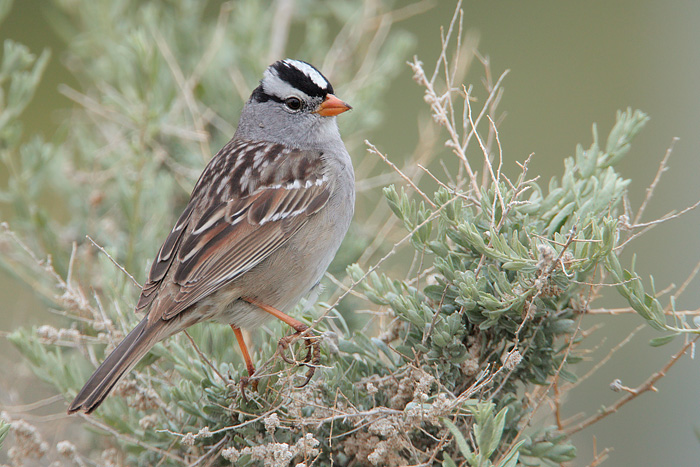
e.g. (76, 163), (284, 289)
(346, 109), (649, 466)
(1, 1), (694, 466)
(442, 403), (525, 467)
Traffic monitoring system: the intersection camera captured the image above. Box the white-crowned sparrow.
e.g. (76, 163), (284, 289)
(68, 59), (354, 414)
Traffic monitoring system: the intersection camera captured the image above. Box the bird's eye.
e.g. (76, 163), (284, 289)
(284, 97), (302, 111)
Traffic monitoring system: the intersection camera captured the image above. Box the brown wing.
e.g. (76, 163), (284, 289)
(137, 202), (196, 309)
(136, 139), (331, 321)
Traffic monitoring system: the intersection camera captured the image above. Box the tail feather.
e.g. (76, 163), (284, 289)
(68, 317), (162, 414)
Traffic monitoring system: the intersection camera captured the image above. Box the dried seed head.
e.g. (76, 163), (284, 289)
(610, 379), (623, 392)
(265, 413), (280, 435)
(503, 350), (522, 370)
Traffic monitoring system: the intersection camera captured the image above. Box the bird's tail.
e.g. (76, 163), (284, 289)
(67, 316), (164, 414)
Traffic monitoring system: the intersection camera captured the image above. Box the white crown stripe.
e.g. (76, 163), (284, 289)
(282, 59), (330, 89)
(262, 68), (312, 100)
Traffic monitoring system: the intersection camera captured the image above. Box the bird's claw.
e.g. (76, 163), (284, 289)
(276, 331), (321, 386)
(239, 374), (259, 402)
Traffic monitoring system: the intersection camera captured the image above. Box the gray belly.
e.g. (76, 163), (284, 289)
(203, 183), (354, 329)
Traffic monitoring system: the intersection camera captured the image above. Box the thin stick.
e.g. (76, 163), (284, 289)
(616, 198), (700, 250)
(81, 414), (187, 463)
(674, 258), (700, 300)
(365, 141), (436, 208)
(564, 336), (699, 436)
(633, 137), (678, 225)
(461, 69), (510, 171)
(587, 307), (700, 316)
(153, 30), (211, 162)
(570, 324), (645, 388)
(631, 198), (700, 229)
(0, 394), (65, 413)
(86, 235), (141, 288)
(466, 87), (504, 217)
(417, 164), (471, 201)
(184, 331), (228, 384)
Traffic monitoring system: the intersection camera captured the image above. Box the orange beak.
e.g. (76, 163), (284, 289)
(315, 94), (352, 117)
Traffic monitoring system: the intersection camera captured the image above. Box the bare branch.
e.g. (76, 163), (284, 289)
(634, 137), (678, 225)
(564, 336), (699, 436)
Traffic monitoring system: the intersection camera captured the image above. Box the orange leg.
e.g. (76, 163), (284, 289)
(242, 297), (321, 387)
(231, 326), (255, 376)
(242, 297), (309, 332)
(231, 325), (258, 395)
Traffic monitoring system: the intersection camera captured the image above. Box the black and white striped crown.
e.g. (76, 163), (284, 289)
(252, 59), (333, 103)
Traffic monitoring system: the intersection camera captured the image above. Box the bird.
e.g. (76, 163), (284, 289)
(68, 59), (354, 414)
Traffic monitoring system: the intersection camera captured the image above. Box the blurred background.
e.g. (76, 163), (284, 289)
(1, 1), (699, 465)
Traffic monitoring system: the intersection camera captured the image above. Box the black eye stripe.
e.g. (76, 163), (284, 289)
(251, 86), (283, 103)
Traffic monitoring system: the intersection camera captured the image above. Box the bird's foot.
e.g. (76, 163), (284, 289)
(277, 328), (321, 387)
